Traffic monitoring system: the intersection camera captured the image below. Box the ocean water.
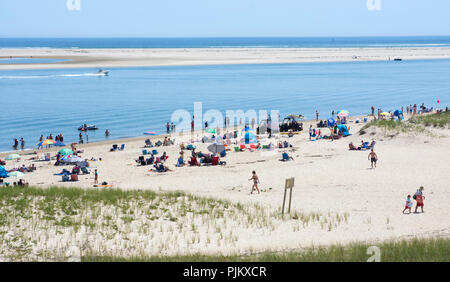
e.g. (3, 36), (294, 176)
(1, 59), (449, 152)
(1, 36), (450, 49)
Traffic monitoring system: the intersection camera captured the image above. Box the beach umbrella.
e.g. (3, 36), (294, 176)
(327, 118), (335, 127)
(207, 143), (225, 154)
(8, 171), (25, 178)
(205, 128), (216, 134)
(144, 131), (157, 135)
(58, 148), (73, 156)
(337, 110), (349, 117)
(64, 156), (83, 163)
(54, 141), (66, 147)
(5, 154), (21, 160)
(38, 139), (56, 147)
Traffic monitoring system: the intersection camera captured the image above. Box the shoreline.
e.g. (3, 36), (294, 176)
(1, 47), (450, 70)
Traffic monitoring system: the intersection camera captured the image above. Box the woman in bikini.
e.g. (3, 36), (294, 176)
(249, 171), (260, 194)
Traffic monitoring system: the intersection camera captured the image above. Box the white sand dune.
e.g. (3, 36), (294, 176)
(1, 47), (450, 70)
(2, 116), (449, 256)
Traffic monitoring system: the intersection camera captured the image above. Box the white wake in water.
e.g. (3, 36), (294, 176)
(0, 72), (108, 79)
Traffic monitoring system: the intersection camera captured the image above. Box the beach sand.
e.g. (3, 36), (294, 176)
(1, 47), (450, 70)
(2, 115), (449, 254)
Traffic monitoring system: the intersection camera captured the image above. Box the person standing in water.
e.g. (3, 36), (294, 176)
(249, 171), (260, 194)
(368, 149), (378, 169)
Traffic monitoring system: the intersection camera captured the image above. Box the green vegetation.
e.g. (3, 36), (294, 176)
(0, 186), (347, 261)
(359, 111), (450, 136)
(84, 237), (450, 262)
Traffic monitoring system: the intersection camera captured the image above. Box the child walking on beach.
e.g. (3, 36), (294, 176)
(403, 195), (413, 214)
(249, 171), (260, 195)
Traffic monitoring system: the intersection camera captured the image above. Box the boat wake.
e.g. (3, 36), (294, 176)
(0, 72), (109, 79)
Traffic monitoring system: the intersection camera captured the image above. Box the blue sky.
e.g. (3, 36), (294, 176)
(1, 0), (449, 37)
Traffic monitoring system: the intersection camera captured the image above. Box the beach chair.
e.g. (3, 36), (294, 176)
(142, 149), (148, 155)
(249, 143), (256, 151)
(152, 149), (159, 155)
(119, 144), (125, 151)
(220, 150), (226, 157)
(110, 144), (118, 151)
(212, 156), (219, 166)
(44, 153), (51, 161)
(234, 146), (240, 152)
(70, 174), (78, 181)
(81, 167), (90, 174)
(144, 139), (153, 147)
(62, 175), (70, 182)
(239, 144), (246, 151)
(280, 152), (293, 161)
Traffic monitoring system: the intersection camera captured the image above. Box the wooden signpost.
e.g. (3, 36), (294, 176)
(282, 177), (295, 214)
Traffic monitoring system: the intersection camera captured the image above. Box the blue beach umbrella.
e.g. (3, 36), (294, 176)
(54, 141), (66, 147)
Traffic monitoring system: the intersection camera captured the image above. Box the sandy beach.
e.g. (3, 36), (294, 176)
(1, 47), (450, 70)
(2, 113), (449, 257)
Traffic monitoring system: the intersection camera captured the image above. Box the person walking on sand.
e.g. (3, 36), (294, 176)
(316, 110), (319, 121)
(368, 149), (378, 169)
(414, 186), (425, 213)
(403, 195), (413, 214)
(94, 169), (98, 184)
(249, 171), (260, 194)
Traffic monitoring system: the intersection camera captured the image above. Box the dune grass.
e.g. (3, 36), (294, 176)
(0, 186), (349, 261)
(359, 111), (450, 136)
(84, 237), (450, 262)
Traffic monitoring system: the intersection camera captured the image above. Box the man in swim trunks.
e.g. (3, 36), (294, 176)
(368, 149), (378, 169)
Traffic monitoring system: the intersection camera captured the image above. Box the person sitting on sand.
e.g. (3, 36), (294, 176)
(249, 171), (260, 195)
(414, 186), (425, 213)
(188, 156), (199, 166)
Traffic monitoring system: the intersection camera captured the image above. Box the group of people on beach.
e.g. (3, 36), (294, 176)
(12, 138), (25, 150)
(403, 186), (425, 214)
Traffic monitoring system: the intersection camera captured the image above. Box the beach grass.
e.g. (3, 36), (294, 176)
(0, 186), (348, 261)
(84, 237), (450, 262)
(359, 111), (450, 136)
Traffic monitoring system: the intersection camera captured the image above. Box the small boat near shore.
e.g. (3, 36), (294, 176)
(78, 124), (98, 131)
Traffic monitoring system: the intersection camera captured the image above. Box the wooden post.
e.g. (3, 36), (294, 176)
(282, 177), (295, 214)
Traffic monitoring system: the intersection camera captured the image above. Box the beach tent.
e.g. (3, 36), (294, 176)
(207, 143), (225, 154)
(58, 148), (73, 156)
(394, 110), (404, 120)
(242, 132), (257, 144)
(327, 118), (335, 127)
(0, 165), (8, 178)
(8, 171), (25, 178)
(337, 124), (351, 137)
(5, 154), (20, 160)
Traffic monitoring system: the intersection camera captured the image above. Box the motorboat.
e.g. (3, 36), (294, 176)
(96, 68), (109, 76)
(78, 124), (98, 131)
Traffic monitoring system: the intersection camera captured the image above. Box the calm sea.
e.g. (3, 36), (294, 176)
(1, 58), (449, 152)
(1, 36), (450, 49)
